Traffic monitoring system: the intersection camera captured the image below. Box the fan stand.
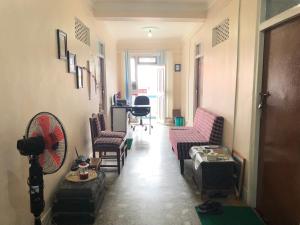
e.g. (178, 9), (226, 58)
(17, 112), (68, 225)
(29, 156), (44, 225)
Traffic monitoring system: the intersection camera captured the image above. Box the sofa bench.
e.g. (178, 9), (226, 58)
(169, 108), (224, 174)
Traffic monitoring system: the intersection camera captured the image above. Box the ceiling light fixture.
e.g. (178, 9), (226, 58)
(143, 27), (158, 38)
(147, 29), (153, 38)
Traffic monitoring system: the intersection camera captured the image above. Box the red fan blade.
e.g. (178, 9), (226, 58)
(38, 115), (50, 137)
(47, 149), (61, 166)
(31, 131), (38, 137)
(53, 125), (64, 142)
(27, 112), (67, 174)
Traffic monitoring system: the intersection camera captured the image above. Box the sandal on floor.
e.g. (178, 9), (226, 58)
(196, 201), (223, 214)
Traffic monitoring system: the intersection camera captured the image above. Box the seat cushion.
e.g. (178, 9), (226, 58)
(100, 130), (126, 139)
(168, 108), (224, 160)
(169, 126), (194, 131)
(169, 129), (209, 159)
(94, 137), (123, 146)
(193, 108), (216, 141)
(193, 108), (224, 145)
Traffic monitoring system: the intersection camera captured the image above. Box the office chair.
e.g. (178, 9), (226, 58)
(131, 96), (152, 131)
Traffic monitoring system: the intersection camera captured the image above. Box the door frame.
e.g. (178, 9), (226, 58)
(127, 52), (167, 121)
(99, 55), (107, 113)
(193, 43), (203, 117)
(249, 1), (300, 206)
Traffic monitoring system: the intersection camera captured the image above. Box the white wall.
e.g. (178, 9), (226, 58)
(0, 0), (118, 224)
(182, 0), (239, 148)
(181, 0), (260, 203)
(234, 0), (259, 202)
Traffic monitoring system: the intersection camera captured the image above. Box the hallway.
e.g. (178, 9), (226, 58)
(96, 125), (202, 225)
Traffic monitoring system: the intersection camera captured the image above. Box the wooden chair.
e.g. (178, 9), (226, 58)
(93, 113), (128, 157)
(89, 117), (126, 174)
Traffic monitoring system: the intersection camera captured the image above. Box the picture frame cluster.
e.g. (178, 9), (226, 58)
(56, 28), (99, 94)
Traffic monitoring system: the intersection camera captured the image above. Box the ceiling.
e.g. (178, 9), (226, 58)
(92, 0), (214, 41)
(93, 0), (214, 3)
(101, 20), (202, 40)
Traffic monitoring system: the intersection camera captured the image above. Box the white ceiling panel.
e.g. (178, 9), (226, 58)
(101, 20), (202, 40)
(93, 0), (213, 2)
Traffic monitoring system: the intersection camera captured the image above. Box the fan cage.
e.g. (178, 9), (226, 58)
(26, 112), (67, 174)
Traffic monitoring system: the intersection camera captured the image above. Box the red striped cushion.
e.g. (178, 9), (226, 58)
(169, 128), (209, 158)
(91, 114), (101, 137)
(100, 130), (126, 139)
(194, 108), (215, 140)
(169, 107), (224, 159)
(94, 137), (123, 146)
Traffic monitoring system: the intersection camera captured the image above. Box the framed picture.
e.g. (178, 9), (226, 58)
(232, 150), (245, 199)
(57, 29), (67, 60)
(174, 64), (181, 72)
(67, 51), (76, 74)
(76, 66), (83, 89)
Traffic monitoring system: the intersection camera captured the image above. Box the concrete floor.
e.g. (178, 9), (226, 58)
(96, 125), (238, 225)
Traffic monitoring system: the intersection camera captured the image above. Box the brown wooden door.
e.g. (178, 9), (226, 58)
(257, 16), (300, 225)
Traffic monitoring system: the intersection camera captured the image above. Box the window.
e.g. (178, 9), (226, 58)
(264, 0), (300, 20)
(138, 57), (157, 64)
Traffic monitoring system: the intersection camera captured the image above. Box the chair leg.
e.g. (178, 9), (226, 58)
(93, 150), (95, 158)
(122, 152), (125, 166)
(180, 159), (184, 175)
(125, 141), (128, 157)
(117, 150), (121, 175)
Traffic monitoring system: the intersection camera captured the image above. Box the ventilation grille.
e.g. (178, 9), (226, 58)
(212, 18), (229, 47)
(75, 18), (90, 46)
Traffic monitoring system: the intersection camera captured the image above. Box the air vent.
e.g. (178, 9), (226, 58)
(212, 18), (229, 47)
(75, 18), (90, 46)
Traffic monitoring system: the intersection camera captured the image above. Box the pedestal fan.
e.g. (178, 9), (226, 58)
(17, 112), (67, 225)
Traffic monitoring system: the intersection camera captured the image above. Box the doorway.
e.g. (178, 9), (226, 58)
(194, 43), (203, 115)
(257, 16), (300, 225)
(194, 56), (203, 114)
(129, 55), (166, 123)
(99, 56), (106, 112)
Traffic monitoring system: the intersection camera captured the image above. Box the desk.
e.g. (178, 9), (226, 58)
(111, 105), (151, 133)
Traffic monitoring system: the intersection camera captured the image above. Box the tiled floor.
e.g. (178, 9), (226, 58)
(96, 124), (237, 225)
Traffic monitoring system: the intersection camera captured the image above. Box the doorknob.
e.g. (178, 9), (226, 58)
(258, 91), (271, 109)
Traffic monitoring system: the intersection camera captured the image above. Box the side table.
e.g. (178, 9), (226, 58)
(189, 146), (235, 198)
(52, 170), (105, 225)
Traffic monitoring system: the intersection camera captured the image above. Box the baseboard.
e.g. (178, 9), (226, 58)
(41, 207), (52, 225)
